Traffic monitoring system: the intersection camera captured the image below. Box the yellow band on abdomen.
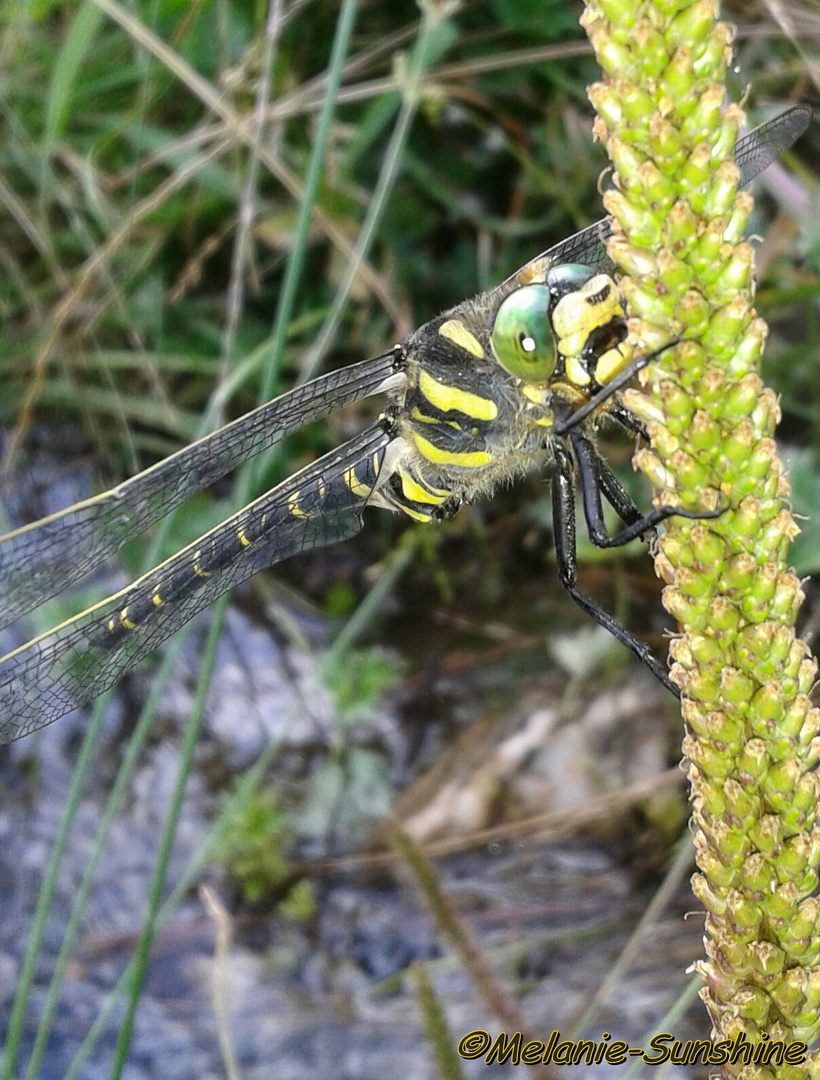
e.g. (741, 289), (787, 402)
(398, 469), (451, 505)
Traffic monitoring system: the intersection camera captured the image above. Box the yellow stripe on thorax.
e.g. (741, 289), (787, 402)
(410, 430), (491, 469)
(410, 406), (463, 431)
(418, 369), (497, 422)
(521, 384), (554, 427)
(437, 318), (484, 358)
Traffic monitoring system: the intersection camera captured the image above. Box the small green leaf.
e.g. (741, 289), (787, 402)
(489, 0), (576, 38)
(44, 1), (105, 144)
(784, 448), (820, 575)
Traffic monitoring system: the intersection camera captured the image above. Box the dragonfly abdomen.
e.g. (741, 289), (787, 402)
(95, 430), (391, 650)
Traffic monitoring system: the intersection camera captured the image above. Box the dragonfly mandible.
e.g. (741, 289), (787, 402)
(0, 104), (810, 741)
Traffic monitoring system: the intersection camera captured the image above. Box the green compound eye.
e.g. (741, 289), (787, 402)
(490, 285), (555, 382)
(545, 263), (595, 298)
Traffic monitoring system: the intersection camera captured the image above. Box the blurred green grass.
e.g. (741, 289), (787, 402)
(0, 0), (817, 655)
(0, 5), (817, 1076)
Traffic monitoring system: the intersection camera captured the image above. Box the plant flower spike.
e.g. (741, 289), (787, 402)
(582, 0), (820, 1071)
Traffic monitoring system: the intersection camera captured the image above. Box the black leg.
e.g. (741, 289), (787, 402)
(608, 400), (648, 442)
(551, 440), (681, 697)
(594, 451), (645, 528)
(570, 429), (721, 549)
(552, 336), (682, 436)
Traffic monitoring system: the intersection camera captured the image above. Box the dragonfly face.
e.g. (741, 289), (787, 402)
(545, 265), (633, 394)
(0, 105), (810, 741)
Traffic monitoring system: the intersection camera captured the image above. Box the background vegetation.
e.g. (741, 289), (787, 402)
(0, 1), (817, 1076)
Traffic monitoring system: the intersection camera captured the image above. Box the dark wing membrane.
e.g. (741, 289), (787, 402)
(0, 350), (400, 630)
(734, 104), (811, 187)
(521, 104), (811, 277)
(537, 218), (614, 275)
(0, 422), (392, 742)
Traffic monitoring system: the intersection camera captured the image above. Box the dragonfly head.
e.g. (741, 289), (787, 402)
(490, 263), (633, 400)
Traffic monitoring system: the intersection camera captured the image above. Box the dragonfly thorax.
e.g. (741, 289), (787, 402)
(369, 254), (644, 524)
(368, 293), (560, 522)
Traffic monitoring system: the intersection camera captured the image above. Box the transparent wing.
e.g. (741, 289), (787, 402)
(0, 350), (400, 629)
(0, 421), (392, 742)
(2, 106), (807, 632)
(522, 103), (812, 276)
(733, 104), (811, 187)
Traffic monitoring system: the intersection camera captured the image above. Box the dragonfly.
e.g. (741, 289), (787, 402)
(0, 104), (810, 742)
